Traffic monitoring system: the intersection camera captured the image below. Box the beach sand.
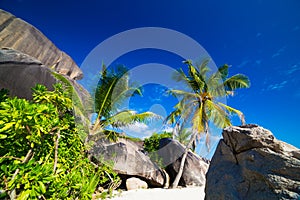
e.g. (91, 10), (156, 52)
(110, 186), (205, 200)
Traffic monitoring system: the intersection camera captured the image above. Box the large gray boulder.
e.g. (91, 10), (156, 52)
(158, 138), (209, 187)
(90, 137), (166, 187)
(0, 48), (90, 105)
(0, 9), (82, 80)
(0, 48), (57, 99)
(205, 124), (300, 200)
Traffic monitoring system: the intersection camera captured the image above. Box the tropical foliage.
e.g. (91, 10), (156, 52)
(143, 132), (172, 153)
(91, 65), (160, 141)
(167, 59), (250, 146)
(166, 58), (250, 188)
(174, 128), (192, 148)
(143, 132), (172, 168)
(0, 84), (119, 199)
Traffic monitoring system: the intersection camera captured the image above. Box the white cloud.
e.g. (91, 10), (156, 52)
(286, 64), (300, 75)
(267, 80), (288, 91)
(122, 122), (148, 132)
(121, 122), (157, 138)
(237, 60), (250, 68)
(272, 46), (286, 58)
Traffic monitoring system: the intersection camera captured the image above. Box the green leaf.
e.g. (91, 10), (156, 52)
(0, 133), (7, 139)
(38, 181), (46, 194)
(224, 74), (250, 91)
(17, 190), (30, 200)
(218, 102), (245, 125)
(0, 122), (15, 132)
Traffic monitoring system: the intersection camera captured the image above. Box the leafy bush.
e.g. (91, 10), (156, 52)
(143, 132), (172, 153)
(143, 132), (172, 168)
(0, 84), (119, 199)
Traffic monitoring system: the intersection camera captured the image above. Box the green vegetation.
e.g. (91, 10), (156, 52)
(144, 132), (172, 153)
(118, 134), (142, 142)
(174, 128), (192, 148)
(91, 65), (160, 141)
(166, 59), (250, 188)
(0, 84), (119, 199)
(143, 132), (172, 167)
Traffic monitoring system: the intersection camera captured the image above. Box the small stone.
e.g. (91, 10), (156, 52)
(126, 177), (148, 190)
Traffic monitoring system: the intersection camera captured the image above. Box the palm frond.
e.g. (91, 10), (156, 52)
(205, 100), (232, 128)
(172, 68), (189, 83)
(131, 111), (162, 123)
(168, 89), (200, 99)
(224, 74), (250, 91)
(165, 109), (181, 124)
(216, 64), (229, 81)
(188, 64), (206, 92)
(111, 86), (142, 110)
(218, 102), (245, 125)
(94, 65), (140, 119)
(103, 130), (119, 142)
(106, 110), (161, 128)
(198, 58), (211, 78)
(176, 128), (192, 146)
(95, 76), (118, 118)
(206, 65), (230, 96)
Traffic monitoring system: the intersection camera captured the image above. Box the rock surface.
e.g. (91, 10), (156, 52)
(205, 124), (300, 200)
(91, 138), (165, 187)
(0, 48), (56, 99)
(158, 138), (209, 187)
(0, 9), (82, 80)
(0, 48), (91, 115)
(126, 177), (148, 190)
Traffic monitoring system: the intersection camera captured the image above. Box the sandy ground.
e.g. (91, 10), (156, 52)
(110, 186), (205, 200)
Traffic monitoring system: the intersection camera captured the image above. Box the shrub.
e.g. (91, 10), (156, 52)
(143, 132), (172, 168)
(0, 84), (119, 199)
(143, 132), (172, 153)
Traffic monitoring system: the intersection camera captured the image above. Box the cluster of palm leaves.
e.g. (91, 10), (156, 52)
(166, 58), (250, 187)
(167, 59), (250, 147)
(91, 65), (160, 141)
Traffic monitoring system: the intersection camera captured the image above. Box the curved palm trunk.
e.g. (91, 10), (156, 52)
(170, 130), (197, 188)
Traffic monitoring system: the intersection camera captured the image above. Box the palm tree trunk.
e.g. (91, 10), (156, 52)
(170, 130), (197, 188)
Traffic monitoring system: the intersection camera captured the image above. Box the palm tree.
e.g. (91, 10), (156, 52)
(90, 64), (160, 141)
(175, 128), (193, 148)
(166, 58), (250, 188)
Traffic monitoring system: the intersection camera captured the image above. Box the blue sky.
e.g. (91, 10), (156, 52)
(1, 0), (300, 157)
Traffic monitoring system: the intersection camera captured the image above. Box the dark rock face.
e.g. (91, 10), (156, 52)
(91, 138), (165, 187)
(0, 48), (57, 99)
(205, 124), (300, 200)
(158, 138), (209, 186)
(0, 48), (91, 113)
(0, 9), (82, 80)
